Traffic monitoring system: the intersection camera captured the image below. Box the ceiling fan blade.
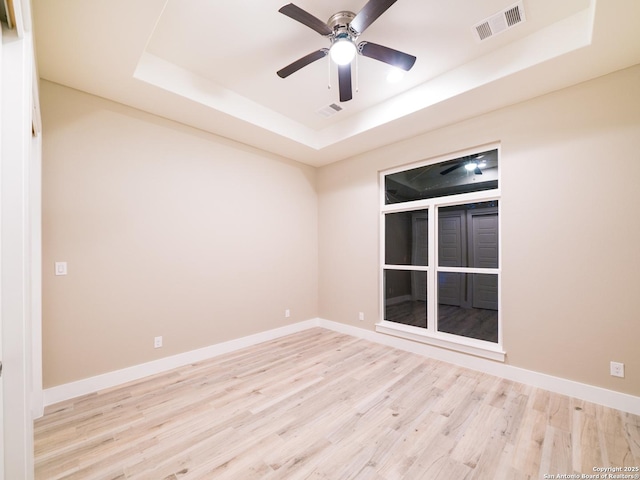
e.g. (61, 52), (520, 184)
(279, 4), (332, 36)
(351, 0), (398, 35)
(358, 42), (416, 71)
(277, 49), (329, 78)
(338, 63), (353, 102)
(440, 163), (463, 175)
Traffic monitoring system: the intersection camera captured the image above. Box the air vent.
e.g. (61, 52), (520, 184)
(475, 22), (493, 41)
(317, 103), (344, 118)
(473, 1), (526, 42)
(504, 5), (522, 27)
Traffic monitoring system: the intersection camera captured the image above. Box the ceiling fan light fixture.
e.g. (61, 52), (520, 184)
(465, 162), (478, 171)
(330, 36), (357, 65)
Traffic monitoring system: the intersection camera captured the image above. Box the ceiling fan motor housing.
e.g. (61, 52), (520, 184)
(327, 11), (358, 41)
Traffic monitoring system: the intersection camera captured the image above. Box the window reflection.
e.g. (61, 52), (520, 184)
(385, 210), (428, 266)
(438, 201), (498, 268)
(384, 270), (427, 328)
(437, 273), (498, 343)
(385, 149), (498, 204)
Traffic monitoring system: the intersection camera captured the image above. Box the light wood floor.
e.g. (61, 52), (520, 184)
(35, 328), (640, 479)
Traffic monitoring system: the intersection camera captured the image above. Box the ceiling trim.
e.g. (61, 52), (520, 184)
(134, 52), (319, 147)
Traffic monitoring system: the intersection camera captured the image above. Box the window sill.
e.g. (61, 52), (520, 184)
(375, 321), (506, 362)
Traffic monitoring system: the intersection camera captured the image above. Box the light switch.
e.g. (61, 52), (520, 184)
(55, 262), (67, 276)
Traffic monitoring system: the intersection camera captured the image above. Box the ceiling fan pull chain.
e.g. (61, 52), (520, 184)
(355, 53), (360, 93)
(328, 55), (332, 90)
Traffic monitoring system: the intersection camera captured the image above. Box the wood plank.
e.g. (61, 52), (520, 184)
(597, 404), (636, 466)
(572, 407), (604, 472)
(511, 405), (547, 475)
(548, 392), (572, 432)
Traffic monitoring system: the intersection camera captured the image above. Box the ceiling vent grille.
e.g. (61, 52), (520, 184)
(473, 1), (526, 42)
(504, 5), (522, 26)
(317, 103), (343, 118)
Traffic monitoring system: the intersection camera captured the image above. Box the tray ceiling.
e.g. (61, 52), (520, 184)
(33, 0), (640, 166)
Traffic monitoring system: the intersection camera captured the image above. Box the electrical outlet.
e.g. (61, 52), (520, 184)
(610, 361), (624, 378)
(154, 336), (163, 349)
(358, 312), (365, 321)
(285, 309), (290, 318)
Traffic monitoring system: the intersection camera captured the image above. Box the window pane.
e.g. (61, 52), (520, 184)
(385, 149), (498, 204)
(438, 201), (498, 268)
(384, 270), (427, 328)
(385, 210), (428, 266)
(437, 273), (498, 343)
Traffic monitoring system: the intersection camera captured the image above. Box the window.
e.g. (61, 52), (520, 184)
(378, 147), (504, 361)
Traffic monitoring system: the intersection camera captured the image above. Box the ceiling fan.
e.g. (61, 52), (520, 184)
(276, 0), (417, 102)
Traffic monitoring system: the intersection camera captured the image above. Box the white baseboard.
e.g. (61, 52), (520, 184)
(42, 319), (320, 408)
(42, 317), (640, 416)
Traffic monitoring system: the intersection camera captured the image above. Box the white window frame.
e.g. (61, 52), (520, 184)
(377, 146), (505, 362)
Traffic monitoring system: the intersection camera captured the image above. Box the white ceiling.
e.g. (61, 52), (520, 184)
(33, 0), (640, 167)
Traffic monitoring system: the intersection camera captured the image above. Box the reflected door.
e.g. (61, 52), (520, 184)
(438, 213), (464, 306)
(411, 213), (428, 301)
(470, 211), (499, 310)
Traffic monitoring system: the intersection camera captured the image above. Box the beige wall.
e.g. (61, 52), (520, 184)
(318, 65), (640, 396)
(41, 81), (318, 388)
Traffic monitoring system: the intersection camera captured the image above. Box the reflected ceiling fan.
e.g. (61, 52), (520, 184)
(276, 0), (417, 102)
(440, 155), (487, 176)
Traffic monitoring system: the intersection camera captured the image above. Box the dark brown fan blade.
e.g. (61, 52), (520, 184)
(277, 49), (329, 78)
(359, 42), (416, 71)
(440, 163), (463, 175)
(351, 0), (398, 34)
(338, 63), (352, 102)
(279, 4), (332, 36)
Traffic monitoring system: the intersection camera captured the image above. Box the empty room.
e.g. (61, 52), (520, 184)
(1, 0), (639, 478)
